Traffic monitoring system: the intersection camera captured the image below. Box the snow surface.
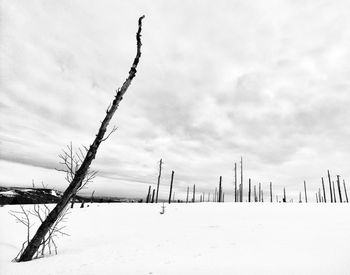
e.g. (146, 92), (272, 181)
(0, 191), (17, 197)
(0, 203), (349, 275)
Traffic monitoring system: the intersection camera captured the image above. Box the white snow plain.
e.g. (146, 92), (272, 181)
(0, 203), (349, 275)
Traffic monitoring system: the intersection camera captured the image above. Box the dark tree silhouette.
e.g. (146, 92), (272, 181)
(155, 159), (162, 203)
(321, 177), (326, 203)
(168, 171), (174, 204)
(17, 15), (145, 262)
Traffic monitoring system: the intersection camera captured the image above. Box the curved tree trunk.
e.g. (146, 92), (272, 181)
(17, 15), (145, 262)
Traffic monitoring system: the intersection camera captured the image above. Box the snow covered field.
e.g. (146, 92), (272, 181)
(0, 203), (349, 275)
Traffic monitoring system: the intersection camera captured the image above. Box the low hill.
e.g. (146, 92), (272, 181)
(0, 187), (136, 205)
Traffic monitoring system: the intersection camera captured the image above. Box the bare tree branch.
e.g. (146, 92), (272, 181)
(55, 143), (98, 193)
(101, 125), (118, 142)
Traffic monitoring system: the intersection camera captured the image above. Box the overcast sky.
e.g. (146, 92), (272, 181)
(1, 0), (350, 201)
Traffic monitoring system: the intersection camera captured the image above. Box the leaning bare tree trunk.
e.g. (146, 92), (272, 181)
(17, 15), (145, 262)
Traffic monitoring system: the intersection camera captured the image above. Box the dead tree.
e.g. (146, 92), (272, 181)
(10, 206), (32, 260)
(17, 16), (145, 262)
(168, 171), (174, 204)
(343, 179), (348, 201)
(304, 181), (308, 203)
(160, 203), (166, 214)
(234, 163), (237, 202)
(318, 188), (322, 203)
(328, 170), (333, 203)
(192, 184), (196, 203)
(258, 182), (261, 202)
(10, 205), (69, 261)
(248, 178), (251, 202)
(240, 157), (243, 202)
(90, 190), (95, 204)
(321, 178), (326, 203)
(151, 189), (155, 203)
(155, 158), (162, 203)
(332, 181), (337, 203)
(299, 192), (302, 203)
(186, 186), (189, 203)
(270, 182), (273, 203)
(337, 175), (342, 203)
(146, 185), (151, 203)
(218, 176), (222, 202)
(283, 187), (286, 203)
(238, 184), (241, 201)
(254, 185), (257, 202)
(343, 180), (349, 203)
(56, 143), (98, 188)
(56, 143), (97, 208)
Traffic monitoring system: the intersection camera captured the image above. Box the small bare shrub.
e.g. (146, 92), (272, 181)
(160, 202), (166, 214)
(9, 204), (69, 261)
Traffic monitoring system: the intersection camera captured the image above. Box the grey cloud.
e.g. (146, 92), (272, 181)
(0, 154), (57, 171)
(2, 0), (350, 199)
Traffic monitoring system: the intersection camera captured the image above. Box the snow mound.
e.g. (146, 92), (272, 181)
(0, 191), (16, 197)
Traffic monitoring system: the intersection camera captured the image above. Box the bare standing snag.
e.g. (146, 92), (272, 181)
(17, 15), (145, 262)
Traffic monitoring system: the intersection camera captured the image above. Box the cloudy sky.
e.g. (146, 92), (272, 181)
(1, 0), (350, 201)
